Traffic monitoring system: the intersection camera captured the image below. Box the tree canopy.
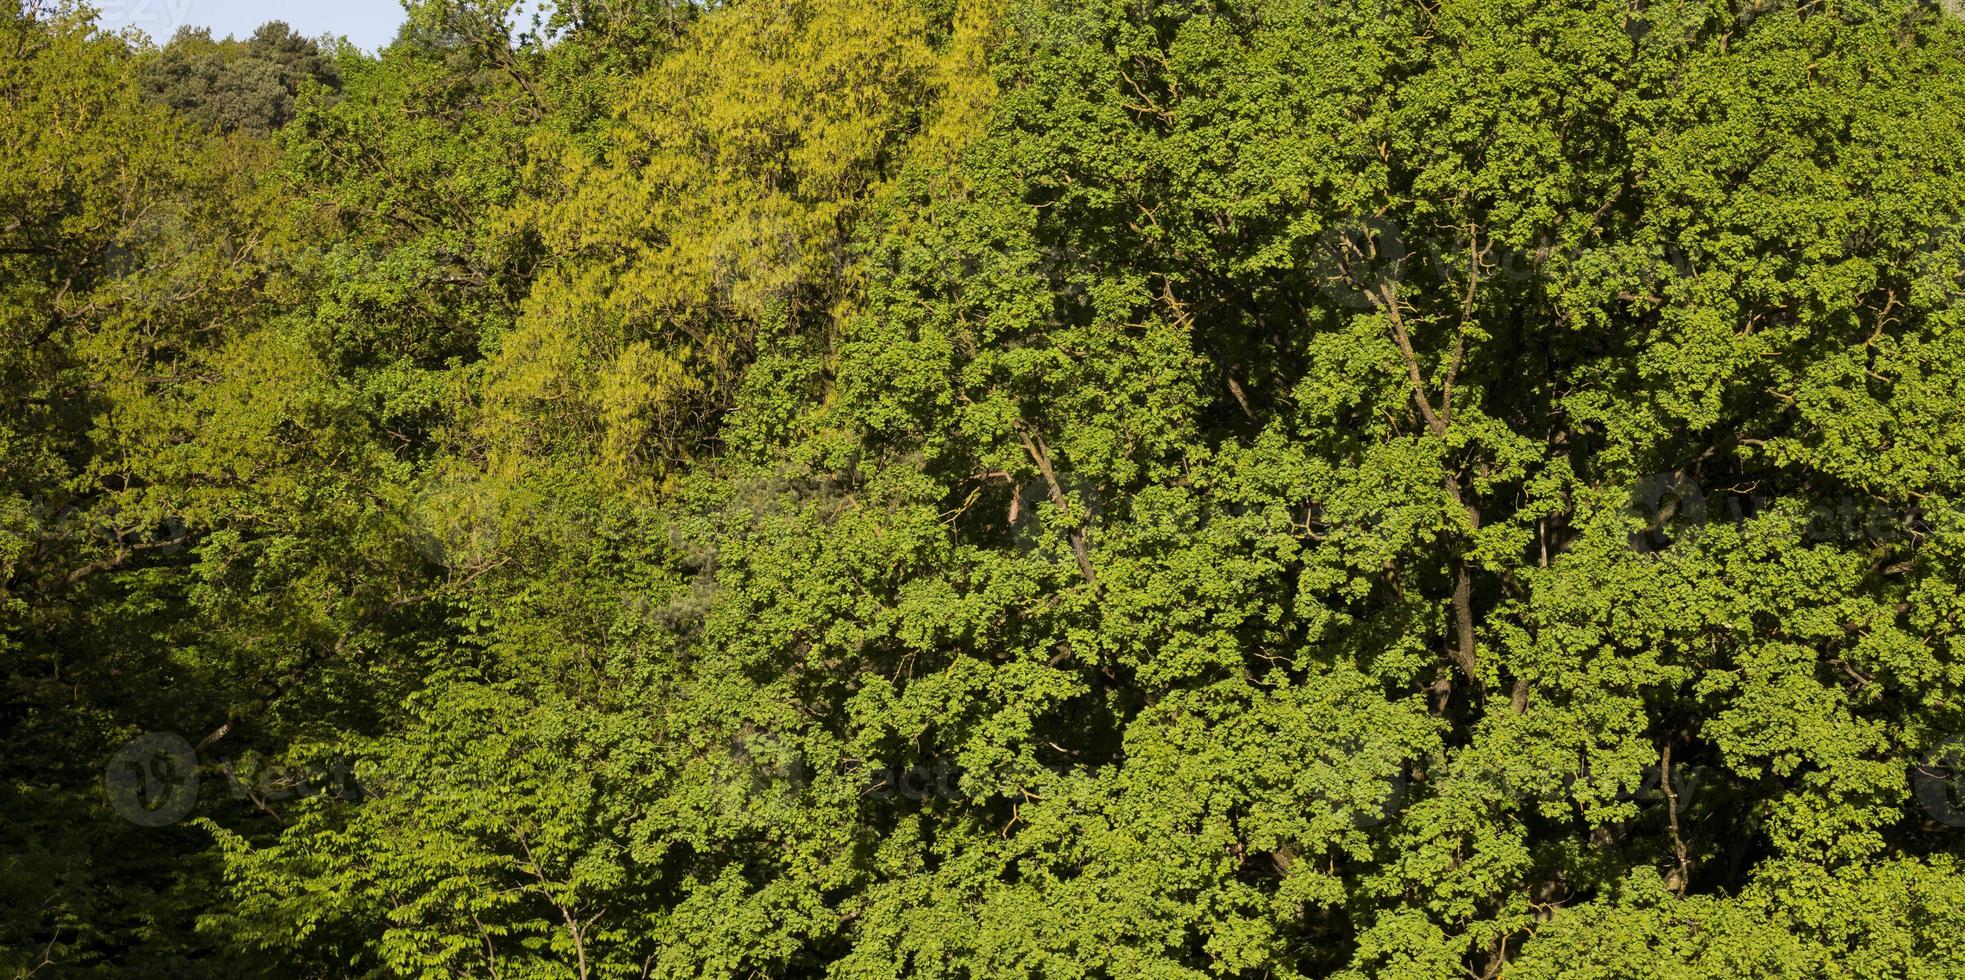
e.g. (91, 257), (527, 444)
(6, 0), (1965, 977)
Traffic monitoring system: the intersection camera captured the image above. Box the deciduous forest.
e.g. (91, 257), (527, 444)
(7, 0), (1965, 976)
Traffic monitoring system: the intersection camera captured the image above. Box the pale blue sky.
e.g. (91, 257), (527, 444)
(94, 0), (410, 51)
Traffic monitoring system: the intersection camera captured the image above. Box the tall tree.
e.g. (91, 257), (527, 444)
(138, 22), (341, 134)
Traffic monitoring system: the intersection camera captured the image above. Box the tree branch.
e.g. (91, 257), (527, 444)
(1375, 282), (1447, 437)
(1013, 420), (1099, 589)
(1661, 741), (1692, 896)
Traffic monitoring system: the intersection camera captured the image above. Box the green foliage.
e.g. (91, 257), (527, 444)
(7, 0), (1965, 976)
(491, 0), (992, 484)
(138, 22), (342, 134)
(1, 4), (309, 974)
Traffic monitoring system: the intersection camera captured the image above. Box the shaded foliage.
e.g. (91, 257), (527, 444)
(138, 21), (341, 134)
